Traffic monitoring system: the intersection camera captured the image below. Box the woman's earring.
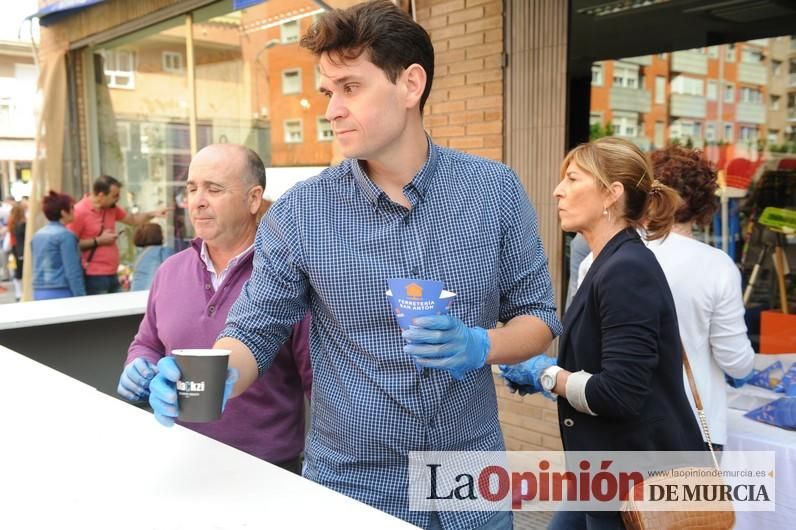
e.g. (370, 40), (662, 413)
(602, 206), (608, 216)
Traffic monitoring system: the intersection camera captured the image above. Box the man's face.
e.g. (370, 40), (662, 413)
(185, 147), (261, 247)
(319, 52), (411, 161)
(99, 185), (121, 208)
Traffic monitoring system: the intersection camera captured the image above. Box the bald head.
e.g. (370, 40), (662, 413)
(192, 144), (265, 189)
(186, 144), (265, 250)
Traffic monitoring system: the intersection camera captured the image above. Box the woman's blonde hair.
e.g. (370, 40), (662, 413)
(560, 137), (680, 241)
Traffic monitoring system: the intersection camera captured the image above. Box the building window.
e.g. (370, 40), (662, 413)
(771, 95), (781, 110)
(655, 76), (666, 104)
(740, 87), (763, 104)
(707, 46), (719, 58)
(591, 63), (603, 86)
(612, 111), (639, 137)
(772, 59), (782, 76)
(706, 122), (717, 142)
(284, 119), (303, 143)
(724, 84), (735, 103)
(162, 51), (183, 73)
(589, 112), (602, 126)
(707, 80), (718, 101)
(741, 48), (763, 64)
(612, 63), (638, 88)
(740, 126), (758, 141)
(658, 53), (667, 60)
(768, 130), (779, 144)
(282, 69), (301, 95)
(724, 123), (734, 142)
(671, 75), (703, 96)
(670, 120), (701, 141)
(101, 49), (135, 89)
(317, 117), (333, 141)
(654, 121), (665, 147)
(725, 44), (735, 62)
(280, 20), (300, 43)
(0, 97), (13, 129)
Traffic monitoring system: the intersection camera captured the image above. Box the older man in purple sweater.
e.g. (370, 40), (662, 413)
(118, 144), (312, 472)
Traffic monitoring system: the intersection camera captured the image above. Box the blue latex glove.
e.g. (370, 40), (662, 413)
(148, 356), (240, 427)
(402, 315), (490, 380)
(117, 358), (157, 401)
(499, 355), (556, 396)
(771, 397), (796, 428)
(725, 370), (756, 389)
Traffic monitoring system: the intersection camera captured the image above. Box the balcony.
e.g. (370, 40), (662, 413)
(670, 93), (706, 119)
(736, 102), (766, 124)
(621, 55), (652, 66)
(671, 51), (708, 75)
(609, 86), (652, 113)
(790, 73), (796, 87)
(738, 62), (767, 85)
(789, 108), (796, 122)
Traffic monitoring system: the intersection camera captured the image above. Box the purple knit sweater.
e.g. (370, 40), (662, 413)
(127, 239), (312, 463)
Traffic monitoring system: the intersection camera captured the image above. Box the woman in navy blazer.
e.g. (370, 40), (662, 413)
(502, 138), (703, 529)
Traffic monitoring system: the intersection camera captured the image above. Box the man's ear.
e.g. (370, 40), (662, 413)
(403, 63), (427, 110)
(248, 185), (264, 215)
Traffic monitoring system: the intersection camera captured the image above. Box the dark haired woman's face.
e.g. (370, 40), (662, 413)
(61, 205), (75, 224)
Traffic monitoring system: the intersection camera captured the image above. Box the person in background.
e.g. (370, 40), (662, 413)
(130, 223), (174, 291)
(68, 175), (169, 295)
(30, 191), (86, 300)
(501, 137), (704, 529)
(0, 197), (13, 284)
(648, 145), (756, 448)
(118, 144), (312, 473)
(7, 202), (27, 301)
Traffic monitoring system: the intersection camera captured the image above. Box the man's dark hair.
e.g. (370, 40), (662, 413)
(242, 147), (266, 189)
(93, 175), (123, 195)
(300, 0), (434, 113)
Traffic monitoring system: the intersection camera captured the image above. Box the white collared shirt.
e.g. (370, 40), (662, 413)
(199, 241), (254, 290)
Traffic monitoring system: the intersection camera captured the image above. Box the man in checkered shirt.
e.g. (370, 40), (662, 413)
(149, 2), (561, 528)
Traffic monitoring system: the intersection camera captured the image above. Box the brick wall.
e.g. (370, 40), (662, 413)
(415, 0), (504, 161)
(417, 0), (563, 451)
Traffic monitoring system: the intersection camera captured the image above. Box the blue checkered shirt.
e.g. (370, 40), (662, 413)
(221, 141), (561, 528)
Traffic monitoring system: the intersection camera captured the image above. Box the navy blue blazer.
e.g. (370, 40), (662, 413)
(557, 228), (704, 452)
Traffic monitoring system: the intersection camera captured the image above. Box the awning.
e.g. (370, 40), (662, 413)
(27, 0), (106, 27)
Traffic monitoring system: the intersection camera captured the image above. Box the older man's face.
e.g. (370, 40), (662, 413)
(185, 147), (261, 248)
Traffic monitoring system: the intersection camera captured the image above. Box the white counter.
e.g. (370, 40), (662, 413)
(0, 290), (148, 329)
(0, 345), (417, 530)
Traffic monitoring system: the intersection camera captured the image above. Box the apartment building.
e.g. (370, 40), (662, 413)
(591, 38), (796, 159)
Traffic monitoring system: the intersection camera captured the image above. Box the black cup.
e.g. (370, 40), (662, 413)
(172, 349), (230, 423)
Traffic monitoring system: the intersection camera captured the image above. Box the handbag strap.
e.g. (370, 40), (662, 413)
(681, 340), (721, 471)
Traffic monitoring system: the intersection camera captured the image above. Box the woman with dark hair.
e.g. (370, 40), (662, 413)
(648, 145), (756, 447)
(130, 223), (174, 291)
(30, 191), (86, 300)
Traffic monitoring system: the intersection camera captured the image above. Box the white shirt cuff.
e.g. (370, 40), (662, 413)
(566, 370), (597, 416)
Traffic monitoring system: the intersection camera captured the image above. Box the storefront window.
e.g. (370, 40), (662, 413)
(90, 0), (355, 263)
